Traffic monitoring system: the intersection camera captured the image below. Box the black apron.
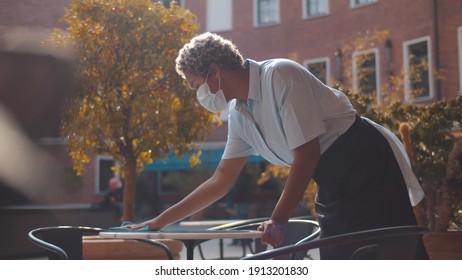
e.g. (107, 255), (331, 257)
(313, 115), (426, 259)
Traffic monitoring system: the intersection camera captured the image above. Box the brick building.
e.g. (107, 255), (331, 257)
(185, 0), (462, 102)
(1, 0), (461, 211)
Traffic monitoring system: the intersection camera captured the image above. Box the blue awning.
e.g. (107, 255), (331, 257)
(144, 149), (265, 171)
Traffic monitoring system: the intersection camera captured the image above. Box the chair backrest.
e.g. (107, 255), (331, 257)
(29, 225), (175, 260)
(241, 225), (428, 260)
(28, 226), (102, 260)
(225, 218), (320, 260)
(278, 219), (320, 259)
(208, 217), (270, 231)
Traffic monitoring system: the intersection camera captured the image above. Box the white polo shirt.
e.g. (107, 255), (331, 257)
(221, 58), (424, 205)
(222, 58), (357, 165)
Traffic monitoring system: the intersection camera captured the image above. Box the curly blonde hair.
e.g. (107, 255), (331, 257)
(175, 32), (245, 78)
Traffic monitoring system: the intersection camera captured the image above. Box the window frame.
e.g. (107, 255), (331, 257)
(352, 48), (381, 102)
(206, 0), (233, 32)
(161, 0), (184, 8)
(350, 0), (378, 9)
(302, 0), (329, 19)
(403, 36), (433, 103)
(94, 155), (118, 195)
(303, 57), (331, 85)
(253, 0), (280, 27)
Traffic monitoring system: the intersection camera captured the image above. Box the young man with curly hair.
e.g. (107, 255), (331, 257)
(128, 32), (426, 259)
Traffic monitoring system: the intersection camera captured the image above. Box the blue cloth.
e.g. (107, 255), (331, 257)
(107, 221), (152, 232)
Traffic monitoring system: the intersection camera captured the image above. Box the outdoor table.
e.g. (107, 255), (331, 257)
(99, 229), (262, 260)
(179, 219), (245, 259)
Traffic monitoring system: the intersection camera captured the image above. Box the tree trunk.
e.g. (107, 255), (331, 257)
(435, 184), (452, 232)
(122, 155), (137, 222)
(422, 182), (436, 231)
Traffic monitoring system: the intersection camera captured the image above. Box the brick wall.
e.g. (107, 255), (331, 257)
(2, 0), (461, 100)
(0, 0), (71, 28)
(186, 0), (462, 100)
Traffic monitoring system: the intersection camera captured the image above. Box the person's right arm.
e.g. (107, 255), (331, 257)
(128, 156), (248, 230)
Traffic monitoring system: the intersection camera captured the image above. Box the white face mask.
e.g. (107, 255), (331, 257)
(196, 75), (228, 113)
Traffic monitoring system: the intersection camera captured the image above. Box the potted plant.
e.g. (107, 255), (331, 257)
(350, 93), (462, 259)
(392, 98), (462, 232)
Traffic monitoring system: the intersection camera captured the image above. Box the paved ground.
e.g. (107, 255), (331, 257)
(180, 238), (253, 260)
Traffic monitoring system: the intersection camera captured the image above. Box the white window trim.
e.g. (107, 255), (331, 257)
(173, 0), (185, 7)
(458, 26), (462, 95)
(352, 48), (381, 102)
(253, 0), (280, 27)
(303, 56), (331, 85)
(95, 155), (117, 194)
(302, 0), (330, 19)
(350, 0), (378, 9)
(164, 0), (185, 8)
(403, 36), (433, 103)
(206, 0), (233, 32)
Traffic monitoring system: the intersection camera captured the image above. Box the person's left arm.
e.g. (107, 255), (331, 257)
(258, 137), (320, 246)
(258, 61), (324, 246)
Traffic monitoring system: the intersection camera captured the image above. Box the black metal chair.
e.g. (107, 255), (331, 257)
(198, 217), (320, 260)
(241, 225), (429, 260)
(28, 226), (174, 260)
(230, 218), (320, 259)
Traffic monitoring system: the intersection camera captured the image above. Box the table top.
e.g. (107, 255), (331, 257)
(99, 229), (263, 240)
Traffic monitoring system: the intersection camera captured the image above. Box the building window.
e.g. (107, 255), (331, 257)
(161, 0), (184, 8)
(458, 26), (462, 94)
(304, 57), (330, 85)
(350, 0), (377, 8)
(335, 48), (343, 82)
(254, 0), (280, 27)
(303, 0), (329, 18)
(95, 156), (118, 194)
(353, 48), (380, 100)
(403, 37), (433, 102)
(207, 0), (232, 32)
(384, 38), (392, 79)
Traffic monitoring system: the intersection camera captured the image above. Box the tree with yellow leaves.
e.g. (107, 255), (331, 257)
(55, 0), (217, 221)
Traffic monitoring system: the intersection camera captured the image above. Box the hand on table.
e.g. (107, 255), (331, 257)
(122, 218), (161, 231)
(257, 220), (286, 247)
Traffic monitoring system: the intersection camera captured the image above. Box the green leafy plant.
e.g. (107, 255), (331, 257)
(347, 91), (462, 232)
